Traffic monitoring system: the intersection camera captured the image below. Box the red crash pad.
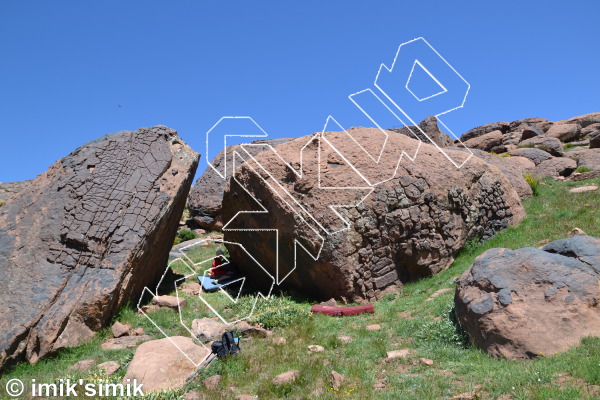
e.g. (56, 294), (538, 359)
(310, 304), (375, 317)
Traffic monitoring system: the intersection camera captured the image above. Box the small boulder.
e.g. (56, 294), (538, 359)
(183, 391), (201, 400)
(386, 349), (411, 360)
(338, 335), (353, 344)
(234, 320), (271, 338)
(152, 295), (186, 310)
(181, 281), (201, 296)
(111, 321), (131, 338)
(272, 337), (287, 345)
(567, 228), (587, 237)
(331, 370), (345, 389)
(420, 358), (434, 366)
(591, 134), (600, 149)
(69, 359), (96, 371)
(308, 345), (325, 353)
(191, 318), (227, 342)
(272, 370), (300, 385)
(131, 327), (144, 336)
(426, 288), (452, 301)
(203, 375), (222, 389)
(320, 298), (337, 307)
(123, 336), (210, 392)
(97, 361), (121, 375)
(569, 185), (598, 194)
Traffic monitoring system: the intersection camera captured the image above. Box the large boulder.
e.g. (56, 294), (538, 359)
(545, 123), (581, 142)
(187, 138), (292, 231)
(517, 136), (564, 156)
(454, 236), (600, 360)
(508, 117), (550, 132)
(0, 126), (199, 370)
(459, 121), (509, 142)
(123, 336), (210, 392)
(509, 148), (553, 166)
(389, 116), (454, 148)
(223, 128), (525, 302)
(532, 157), (577, 179)
(566, 149), (600, 171)
(462, 130), (504, 152)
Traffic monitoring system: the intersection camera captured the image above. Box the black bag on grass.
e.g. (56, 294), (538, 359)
(211, 331), (240, 358)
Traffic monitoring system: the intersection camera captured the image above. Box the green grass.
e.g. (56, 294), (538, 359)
(1, 178), (600, 399)
(576, 165), (593, 173)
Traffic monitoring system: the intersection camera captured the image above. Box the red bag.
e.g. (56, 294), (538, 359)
(310, 304), (375, 317)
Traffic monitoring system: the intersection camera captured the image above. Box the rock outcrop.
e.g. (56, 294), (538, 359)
(454, 236), (600, 360)
(0, 180), (31, 204)
(389, 116), (454, 148)
(187, 138), (292, 231)
(0, 126), (199, 370)
(223, 127), (525, 302)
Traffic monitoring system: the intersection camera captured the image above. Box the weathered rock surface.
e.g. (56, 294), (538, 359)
(0, 180), (31, 204)
(188, 138), (292, 231)
(223, 128), (525, 302)
(123, 336), (210, 392)
(466, 150), (533, 199)
(0, 126), (199, 370)
(455, 236), (600, 360)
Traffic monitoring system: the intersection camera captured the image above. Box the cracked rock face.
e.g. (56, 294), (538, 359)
(454, 235), (600, 360)
(222, 128), (525, 302)
(0, 126), (199, 370)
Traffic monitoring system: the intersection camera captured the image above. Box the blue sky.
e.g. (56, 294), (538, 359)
(0, 1), (598, 182)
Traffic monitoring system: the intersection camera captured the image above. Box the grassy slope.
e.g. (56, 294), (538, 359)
(1, 177), (599, 400)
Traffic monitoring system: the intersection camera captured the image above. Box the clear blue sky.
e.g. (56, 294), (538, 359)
(1, 1), (598, 183)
